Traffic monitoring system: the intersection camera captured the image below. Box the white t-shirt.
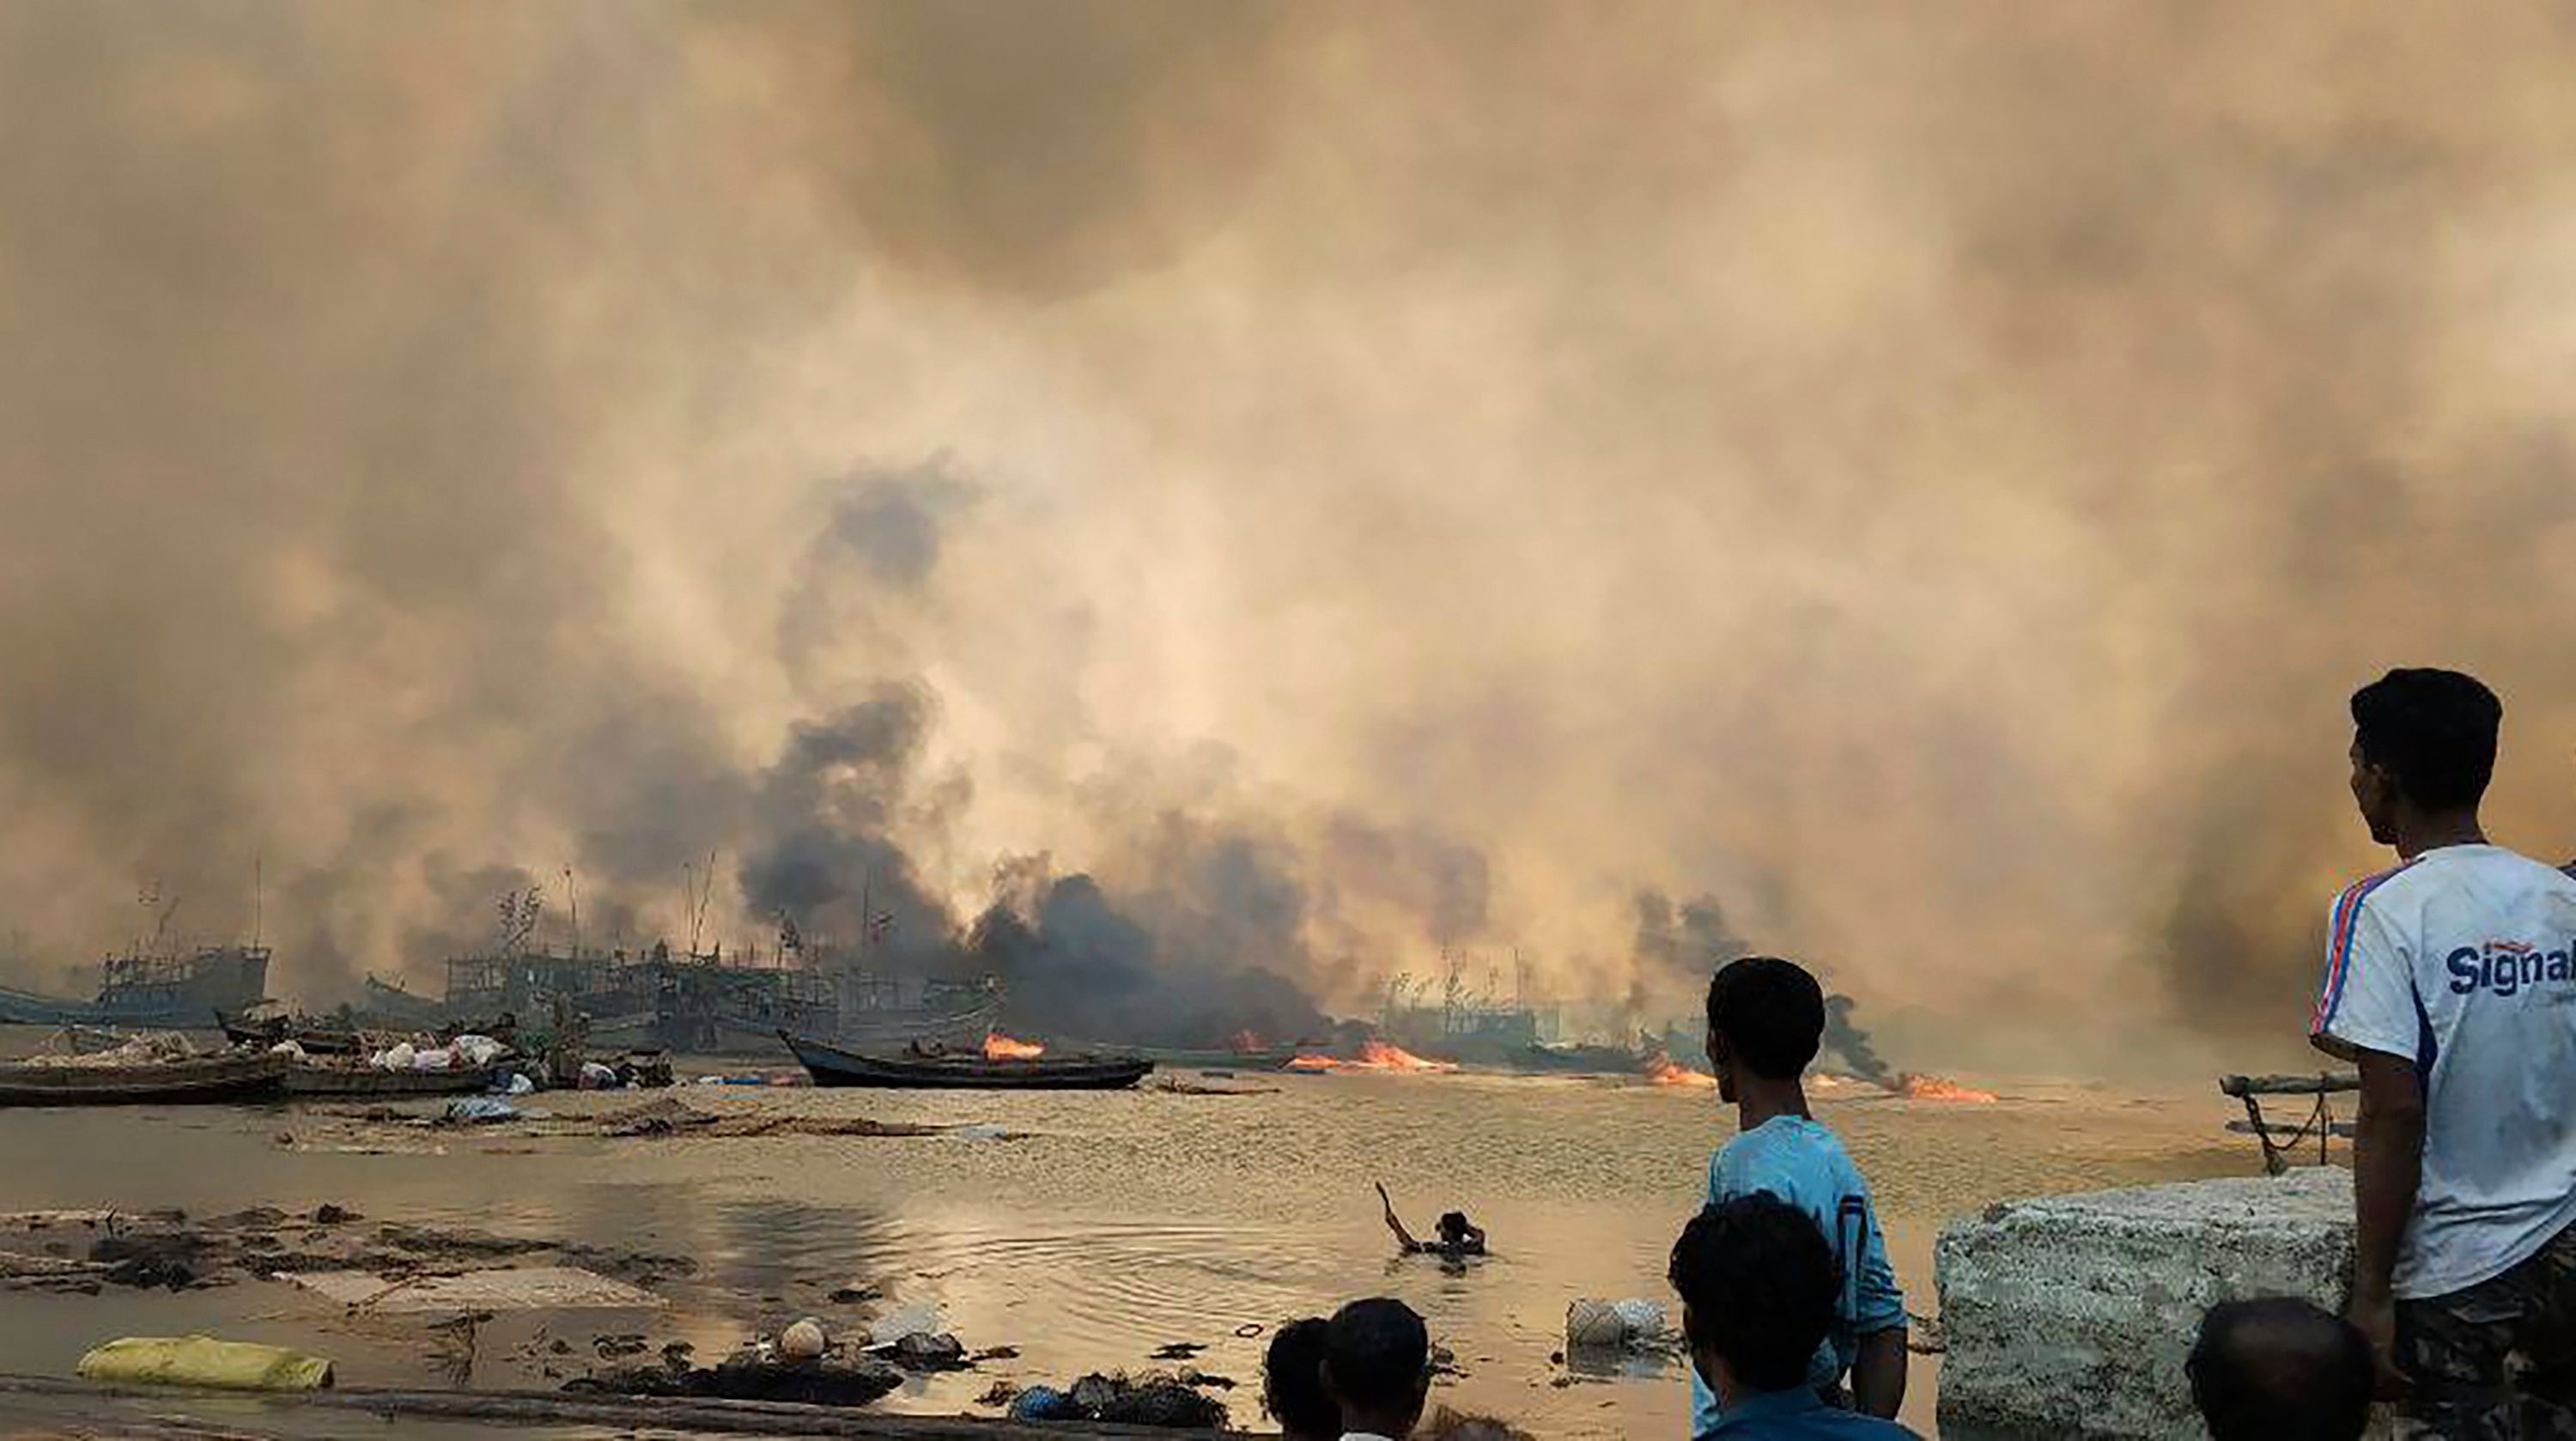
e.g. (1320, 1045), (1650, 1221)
(2311, 843), (2576, 1299)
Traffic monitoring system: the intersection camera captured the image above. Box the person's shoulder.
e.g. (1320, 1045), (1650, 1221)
(2419, 845), (2576, 901)
(1712, 1117), (1812, 1189)
(2332, 858), (2421, 915)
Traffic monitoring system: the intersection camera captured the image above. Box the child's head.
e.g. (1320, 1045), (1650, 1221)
(1263, 1317), (1340, 1441)
(1704, 956), (1823, 1101)
(1321, 1297), (1431, 1437)
(1436, 1212), (1473, 1244)
(1668, 1191), (1839, 1400)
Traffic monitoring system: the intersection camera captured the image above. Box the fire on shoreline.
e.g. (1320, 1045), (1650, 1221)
(1894, 1073), (1997, 1104)
(983, 1031), (1046, 1062)
(1644, 1054), (1718, 1088)
(1288, 1039), (1457, 1074)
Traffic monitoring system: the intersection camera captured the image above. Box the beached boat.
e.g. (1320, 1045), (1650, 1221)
(780, 1031), (1154, 1091)
(217, 1009), (364, 1056)
(282, 1063), (506, 1098)
(0, 1052), (289, 1106)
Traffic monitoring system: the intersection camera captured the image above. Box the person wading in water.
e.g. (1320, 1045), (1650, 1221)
(1378, 1183), (1486, 1261)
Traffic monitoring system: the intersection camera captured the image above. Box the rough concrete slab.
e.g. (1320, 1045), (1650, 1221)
(1935, 1168), (2383, 1440)
(287, 1265), (663, 1313)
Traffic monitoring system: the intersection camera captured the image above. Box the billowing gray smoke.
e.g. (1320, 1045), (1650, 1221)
(11, 5), (2576, 1074)
(1821, 994), (1893, 1085)
(968, 860), (1327, 1047)
(1629, 889), (1747, 1017)
(736, 687), (955, 969)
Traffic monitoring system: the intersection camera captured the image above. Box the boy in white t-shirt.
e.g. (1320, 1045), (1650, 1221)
(2311, 667), (2576, 1436)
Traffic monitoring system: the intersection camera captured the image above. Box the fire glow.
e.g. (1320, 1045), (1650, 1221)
(982, 1031), (1046, 1061)
(1894, 1073), (1997, 1104)
(1288, 1039), (1457, 1073)
(1645, 1055), (1718, 1088)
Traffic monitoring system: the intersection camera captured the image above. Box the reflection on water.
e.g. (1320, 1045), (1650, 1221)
(0, 1058), (2249, 1438)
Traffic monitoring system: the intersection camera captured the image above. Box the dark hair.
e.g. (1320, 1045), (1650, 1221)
(1437, 1212), (1470, 1237)
(2350, 668), (2500, 812)
(1705, 956), (1824, 1079)
(1416, 1408), (1534, 1441)
(2188, 1298), (2372, 1441)
(1264, 1318), (1339, 1438)
(1324, 1298), (1429, 1412)
(1667, 1192), (1837, 1394)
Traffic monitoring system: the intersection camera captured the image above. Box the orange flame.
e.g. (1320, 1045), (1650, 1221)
(983, 1031), (1046, 1061)
(1287, 1039), (1457, 1073)
(1645, 1055), (1718, 1088)
(1893, 1073), (1997, 1104)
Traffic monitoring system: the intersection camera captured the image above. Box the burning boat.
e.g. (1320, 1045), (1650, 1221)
(779, 1030), (1154, 1091)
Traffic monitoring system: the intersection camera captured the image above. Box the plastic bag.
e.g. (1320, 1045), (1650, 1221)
(78, 1335), (333, 1391)
(443, 1097), (519, 1124)
(451, 1035), (505, 1067)
(268, 1040), (306, 1060)
(411, 1048), (453, 1072)
(376, 1042), (415, 1073)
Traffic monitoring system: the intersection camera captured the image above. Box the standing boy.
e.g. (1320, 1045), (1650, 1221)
(1692, 955), (1907, 1437)
(2311, 667), (2576, 1432)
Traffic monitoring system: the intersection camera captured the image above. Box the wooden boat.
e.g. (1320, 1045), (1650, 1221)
(0, 1052), (289, 1106)
(283, 1063), (507, 1098)
(780, 1031), (1154, 1091)
(217, 1009), (364, 1056)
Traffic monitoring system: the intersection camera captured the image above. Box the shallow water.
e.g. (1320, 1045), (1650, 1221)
(0, 1055), (2251, 1437)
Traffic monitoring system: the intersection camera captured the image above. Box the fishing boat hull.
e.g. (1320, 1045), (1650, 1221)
(0, 1053), (289, 1106)
(282, 1064), (506, 1098)
(780, 1031), (1153, 1091)
(216, 1011), (365, 1057)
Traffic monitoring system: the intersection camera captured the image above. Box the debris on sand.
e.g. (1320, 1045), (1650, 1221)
(1143, 1076), (1279, 1097)
(591, 1097), (945, 1139)
(289, 1265), (664, 1315)
(883, 1330), (969, 1371)
(999, 1371), (1231, 1428)
(0, 1208), (692, 1297)
(569, 1323), (906, 1408)
(571, 1347), (904, 1407)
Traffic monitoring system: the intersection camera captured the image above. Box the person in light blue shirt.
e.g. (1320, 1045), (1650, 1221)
(1692, 956), (1908, 1438)
(1669, 1192), (1918, 1439)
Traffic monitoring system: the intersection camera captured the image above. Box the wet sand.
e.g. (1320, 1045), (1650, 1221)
(0, 1059), (2252, 1437)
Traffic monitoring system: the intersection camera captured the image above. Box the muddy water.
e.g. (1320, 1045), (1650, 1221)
(0, 1055), (2251, 1438)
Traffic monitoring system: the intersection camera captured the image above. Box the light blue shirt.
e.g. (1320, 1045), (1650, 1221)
(1689, 1116), (1906, 1440)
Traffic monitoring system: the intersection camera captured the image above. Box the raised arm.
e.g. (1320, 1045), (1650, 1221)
(1376, 1182), (1419, 1251)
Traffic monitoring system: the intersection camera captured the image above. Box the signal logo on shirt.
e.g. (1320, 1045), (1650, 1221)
(2448, 939), (2576, 996)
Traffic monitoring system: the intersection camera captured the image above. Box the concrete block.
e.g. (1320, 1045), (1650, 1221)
(1935, 1168), (2364, 1440)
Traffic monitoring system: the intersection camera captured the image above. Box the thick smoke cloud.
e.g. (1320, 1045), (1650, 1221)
(4, 3), (2576, 1071)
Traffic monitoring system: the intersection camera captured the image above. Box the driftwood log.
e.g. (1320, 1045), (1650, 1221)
(0, 1373), (1245, 1437)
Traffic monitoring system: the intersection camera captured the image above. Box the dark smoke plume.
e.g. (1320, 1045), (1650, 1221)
(1821, 994), (1893, 1085)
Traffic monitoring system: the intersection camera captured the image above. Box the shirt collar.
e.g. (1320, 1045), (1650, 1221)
(1711, 1386), (1831, 1432)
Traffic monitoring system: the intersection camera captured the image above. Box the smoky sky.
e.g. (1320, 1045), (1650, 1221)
(4, 3), (2576, 1071)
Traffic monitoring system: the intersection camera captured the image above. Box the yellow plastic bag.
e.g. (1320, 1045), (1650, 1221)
(77, 1335), (334, 1391)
